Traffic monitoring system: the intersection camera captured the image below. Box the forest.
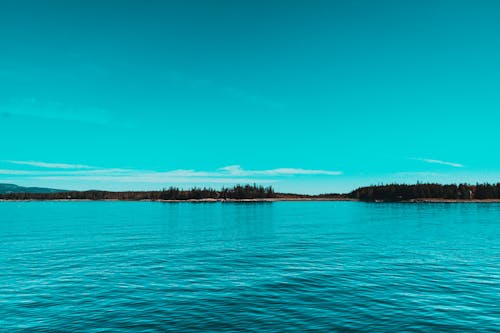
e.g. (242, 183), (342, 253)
(0, 184), (276, 201)
(349, 183), (500, 201)
(2, 183), (500, 201)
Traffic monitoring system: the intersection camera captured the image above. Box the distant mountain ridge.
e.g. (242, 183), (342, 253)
(0, 183), (67, 194)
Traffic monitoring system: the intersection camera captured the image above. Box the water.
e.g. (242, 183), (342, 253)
(1, 201), (499, 332)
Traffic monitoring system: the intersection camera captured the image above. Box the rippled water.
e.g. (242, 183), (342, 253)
(1, 202), (499, 332)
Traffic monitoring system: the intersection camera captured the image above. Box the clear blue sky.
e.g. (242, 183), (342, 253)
(1, 0), (499, 193)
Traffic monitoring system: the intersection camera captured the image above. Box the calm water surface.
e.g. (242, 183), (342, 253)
(1, 202), (499, 332)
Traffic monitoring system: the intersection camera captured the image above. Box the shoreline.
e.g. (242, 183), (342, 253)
(1, 198), (500, 203)
(402, 198), (500, 203)
(0, 197), (356, 203)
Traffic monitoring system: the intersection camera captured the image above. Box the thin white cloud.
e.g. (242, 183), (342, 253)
(412, 158), (464, 168)
(262, 168), (343, 176)
(1, 163), (342, 185)
(219, 165), (342, 176)
(219, 165), (245, 175)
(28, 175), (274, 184)
(0, 168), (133, 176)
(163, 70), (285, 111)
(2, 98), (113, 126)
(395, 172), (444, 177)
(0, 169), (35, 175)
(4, 160), (94, 169)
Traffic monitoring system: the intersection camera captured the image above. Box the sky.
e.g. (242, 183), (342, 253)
(1, 0), (500, 194)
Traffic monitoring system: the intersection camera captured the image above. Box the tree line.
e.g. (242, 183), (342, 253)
(349, 183), (500, 201)
(0, 184), (276, 201)
(158, 184), (275, 200)
(2, 182), (500, 201)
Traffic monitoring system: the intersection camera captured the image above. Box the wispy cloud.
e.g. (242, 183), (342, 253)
(28, 175), (273, 184)
(0, 162), (342, 185)
(0, 168), (131, 175)
(3, 160), (94, 169)
(412, 158), (464, 168)
(219, 165), (342, 176)
(1, 97), (136, 129)
(0, 169), (35, 175)
(395, 172), (444, 177)
(1, 98), (114, 126)
(163, 70), (285, 110)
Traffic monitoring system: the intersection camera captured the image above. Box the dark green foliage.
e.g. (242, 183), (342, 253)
(349, 183), (500, 201)
(2, 182), (499, 201)
(0, 184), (275, 201)
(159, 187), (219, 200)
(220, 184), (275, 199)
(474, 183), (500, 199)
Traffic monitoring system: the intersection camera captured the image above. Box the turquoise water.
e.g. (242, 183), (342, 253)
(1, 202), (499, 332)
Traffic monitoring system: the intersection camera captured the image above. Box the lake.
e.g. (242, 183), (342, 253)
(1, 201), (499, 332)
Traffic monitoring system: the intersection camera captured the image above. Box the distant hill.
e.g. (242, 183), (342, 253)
(0, 183), (67, 194)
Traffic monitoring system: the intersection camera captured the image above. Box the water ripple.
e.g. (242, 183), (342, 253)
(0, 201), (499, 332)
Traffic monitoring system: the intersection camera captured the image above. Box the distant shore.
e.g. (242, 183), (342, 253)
(0, 197), (356, 202)
(2, 198), (500, 203)
(157, 197), (357, 202)
(402, 198), (500, 203)
(2, 183), (500, 202)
